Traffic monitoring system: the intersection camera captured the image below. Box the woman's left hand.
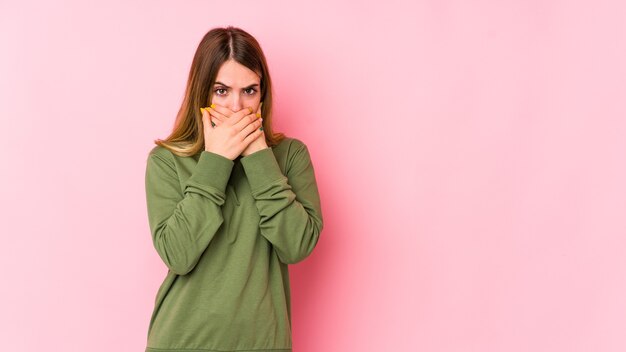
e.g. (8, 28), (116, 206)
(207, 102), (269, 157)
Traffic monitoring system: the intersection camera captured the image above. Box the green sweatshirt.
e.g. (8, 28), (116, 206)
(143, 137), (323, 352)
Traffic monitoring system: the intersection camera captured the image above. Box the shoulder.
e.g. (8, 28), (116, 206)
(273, 136), (308, 155)
(146, 145), (176, 171)
(148, 145), (171, 159)
(273, 137), (315, 173)
(272, 136), (310, 163)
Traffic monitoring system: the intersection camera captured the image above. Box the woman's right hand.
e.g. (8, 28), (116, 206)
(200, 105), (263, 160)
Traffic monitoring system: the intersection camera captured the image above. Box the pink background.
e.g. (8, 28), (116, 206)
(1, 0), (625, 351)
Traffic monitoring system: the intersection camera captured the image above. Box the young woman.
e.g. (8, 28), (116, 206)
(144, 26), (324, 352)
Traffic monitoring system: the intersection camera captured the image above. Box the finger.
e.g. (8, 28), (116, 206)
(207, 105), (229, 122)
(256, 102), (263, 128)
(208, 103), (236, 118)
(207, 107), (227, 124)
(243, 126), (264, 144)
(228, 106), (257, 126)
(239, 117), (263, 137)
(234, 111), (261, 132)
(211, 115), (222, 126)
(200, 108), (214, 129)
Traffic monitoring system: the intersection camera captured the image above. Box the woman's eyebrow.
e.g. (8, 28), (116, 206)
(214, 81), (260, 89)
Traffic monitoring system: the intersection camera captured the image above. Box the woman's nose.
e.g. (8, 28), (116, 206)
(229, 97), (243, 112)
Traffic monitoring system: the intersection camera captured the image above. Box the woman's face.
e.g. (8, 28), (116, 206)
(211, 59), (262, 113)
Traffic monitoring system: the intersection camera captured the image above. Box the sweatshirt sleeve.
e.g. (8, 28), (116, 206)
(144, 150), (234, 275)
(240, 141), (324, 264)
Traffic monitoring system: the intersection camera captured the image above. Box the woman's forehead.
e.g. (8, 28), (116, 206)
(215, 60), (261, 86)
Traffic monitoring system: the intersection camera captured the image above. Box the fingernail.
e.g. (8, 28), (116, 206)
(256, 112), (261, 118)
(200, 108), (205, 114)
(210, 103), (216, 109)
(259, 126), (264, 131)
(248, 107), (254, 113)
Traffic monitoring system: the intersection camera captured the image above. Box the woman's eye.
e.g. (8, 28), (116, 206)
(215, 88), (227, 95)
(245, 88), (257, 95)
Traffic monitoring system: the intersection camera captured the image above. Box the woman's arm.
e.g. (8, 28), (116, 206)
(240, 139), (324, 264)
(145, 150), (234, 275)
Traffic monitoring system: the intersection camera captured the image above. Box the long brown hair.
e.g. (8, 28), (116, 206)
(154, 26), (285, 157)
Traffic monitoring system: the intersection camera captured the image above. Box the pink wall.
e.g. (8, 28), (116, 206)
(1, 0), (625, 351)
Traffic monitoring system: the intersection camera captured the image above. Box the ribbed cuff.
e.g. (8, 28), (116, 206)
(186, 151), (234, 193)
(240, 147), (286, 192)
